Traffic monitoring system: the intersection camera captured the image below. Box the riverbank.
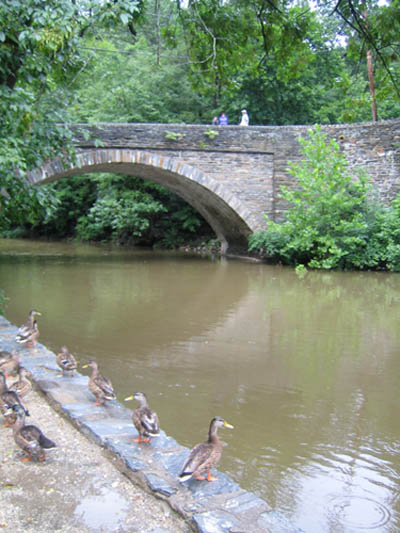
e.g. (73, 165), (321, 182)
(0, 386), (190, 533)
(0, 316), (301, 533)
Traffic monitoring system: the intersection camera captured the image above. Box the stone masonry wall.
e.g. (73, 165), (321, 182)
(70, 120), (400, 225)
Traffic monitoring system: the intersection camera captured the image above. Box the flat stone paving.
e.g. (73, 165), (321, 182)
(0, 316), (302, 533)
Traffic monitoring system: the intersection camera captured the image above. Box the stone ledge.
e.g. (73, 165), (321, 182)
(0, 316), (302, 533)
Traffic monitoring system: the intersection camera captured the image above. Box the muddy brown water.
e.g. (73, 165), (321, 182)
(1, 238), (399, 532)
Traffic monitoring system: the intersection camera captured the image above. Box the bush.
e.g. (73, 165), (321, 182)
(249, 126), (400, 271)
(75, 189), (166, 244)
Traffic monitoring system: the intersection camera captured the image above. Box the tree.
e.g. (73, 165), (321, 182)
(173, 0), (400, 123)
(0, 0), (144, 231)
(69, 31), (210, 124)
(175, 0), (317, 108)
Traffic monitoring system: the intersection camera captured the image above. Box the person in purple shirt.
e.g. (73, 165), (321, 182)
(218, 112), (228, 125)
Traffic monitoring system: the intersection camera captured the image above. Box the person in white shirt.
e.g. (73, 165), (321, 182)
(239, 109), (249, 126)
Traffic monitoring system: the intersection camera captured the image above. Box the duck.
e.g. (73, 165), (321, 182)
(56, 346), (77, 377)
(179, 416), (234, 482)
(11, 404), (56, 462)
(0, 370), (12, 421)
(124, 391), (160, 443)
(15, 310), (41, 349)
(82, 360), (116, 406)
(0, 350), (20, 378)
(9, 367), (33, 399)
(0, 371), (29, 427)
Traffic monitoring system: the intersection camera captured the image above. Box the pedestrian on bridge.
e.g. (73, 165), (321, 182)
(239, 109), (249, 126)
(218, 112), (228, 125)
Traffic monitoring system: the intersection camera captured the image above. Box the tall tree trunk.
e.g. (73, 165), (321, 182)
(367, 49), (378, 121)
(155, 0), (161, 65)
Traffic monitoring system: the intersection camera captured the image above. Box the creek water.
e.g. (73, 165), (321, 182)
(1, 238), (399, 532)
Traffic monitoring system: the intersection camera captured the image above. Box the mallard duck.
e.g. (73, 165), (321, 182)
(56, 346), (77, 377)
(11, 404), (56, 462)
(0, 370), (11, 421)
(0, 371), (29, 427)
(124, 391), (160, 443)
(0, 350), (20, 378)
(9, 367), (33, 399)
(82, 360), (116, 406)
(179, 416), (234, 482)
(15, 310), (41, 349)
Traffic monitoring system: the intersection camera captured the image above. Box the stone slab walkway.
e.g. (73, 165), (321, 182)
(0, 316), (302, 533)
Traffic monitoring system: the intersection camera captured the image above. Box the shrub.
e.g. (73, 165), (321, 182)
(249, 126), (400, 271)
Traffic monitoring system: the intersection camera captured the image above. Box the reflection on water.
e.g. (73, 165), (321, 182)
(1, 238), (400, 532)
(74, 485), (129, 530)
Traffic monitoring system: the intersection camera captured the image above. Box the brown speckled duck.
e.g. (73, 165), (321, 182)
(9, 367), (33, 399)
(179, 417), (234, 482)
(15, 310), (41, 349)
(0, 371), (29, 427)
(11, 404), (56, 462)
(0, 350), (20, 378)
(56, 346), (77, 377)
(124, 391), (160, 443)
(82, 360), (116, 406)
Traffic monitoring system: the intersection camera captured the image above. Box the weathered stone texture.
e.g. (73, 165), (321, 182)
(27, 121), (400, 253)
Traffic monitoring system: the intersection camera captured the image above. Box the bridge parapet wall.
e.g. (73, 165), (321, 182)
(70, 121), (400, 221)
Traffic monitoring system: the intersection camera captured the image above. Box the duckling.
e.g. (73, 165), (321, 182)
(0, 371), (29, 427)
(15, 310), (41, 349)
(56, 346), (77, 377)
(9, 367), (33, 399)
(0, 350), (20, 378)
(11, 404), (56, 462)
(179, 416), (234, 482)
(124, 391), (160, 443)
(82, 360), (116, 406)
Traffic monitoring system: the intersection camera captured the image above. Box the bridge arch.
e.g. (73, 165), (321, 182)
(28, 148), (255, 254)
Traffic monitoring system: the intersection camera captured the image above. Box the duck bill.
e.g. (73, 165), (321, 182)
(124, 395), (134, 401)
(224, 421), (234, 429)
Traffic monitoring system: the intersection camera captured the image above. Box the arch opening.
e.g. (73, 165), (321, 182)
(28, 149), (254, 254)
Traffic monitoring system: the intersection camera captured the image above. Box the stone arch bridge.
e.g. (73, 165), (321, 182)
(28, 121), (400, 254)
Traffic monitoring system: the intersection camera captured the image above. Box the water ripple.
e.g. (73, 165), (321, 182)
(328, 495), (391, 529)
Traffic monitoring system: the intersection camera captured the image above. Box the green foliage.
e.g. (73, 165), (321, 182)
(76, 190), (166, 244)
(247, 229), (289, 260)
(29, 173), (214, 248)
(204, 129), (219, 140)
(165, 131), (186, 141)
(0, 0), (144, 232)
(152, 197), (208, 248)
(67, 0), (400, 127)
(30, 176), (98, 238)
(177, 0), (316, 104)
(70, 30), (210, 124)
(295, 264), (308, 279)
(249, 126), (400, 271)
